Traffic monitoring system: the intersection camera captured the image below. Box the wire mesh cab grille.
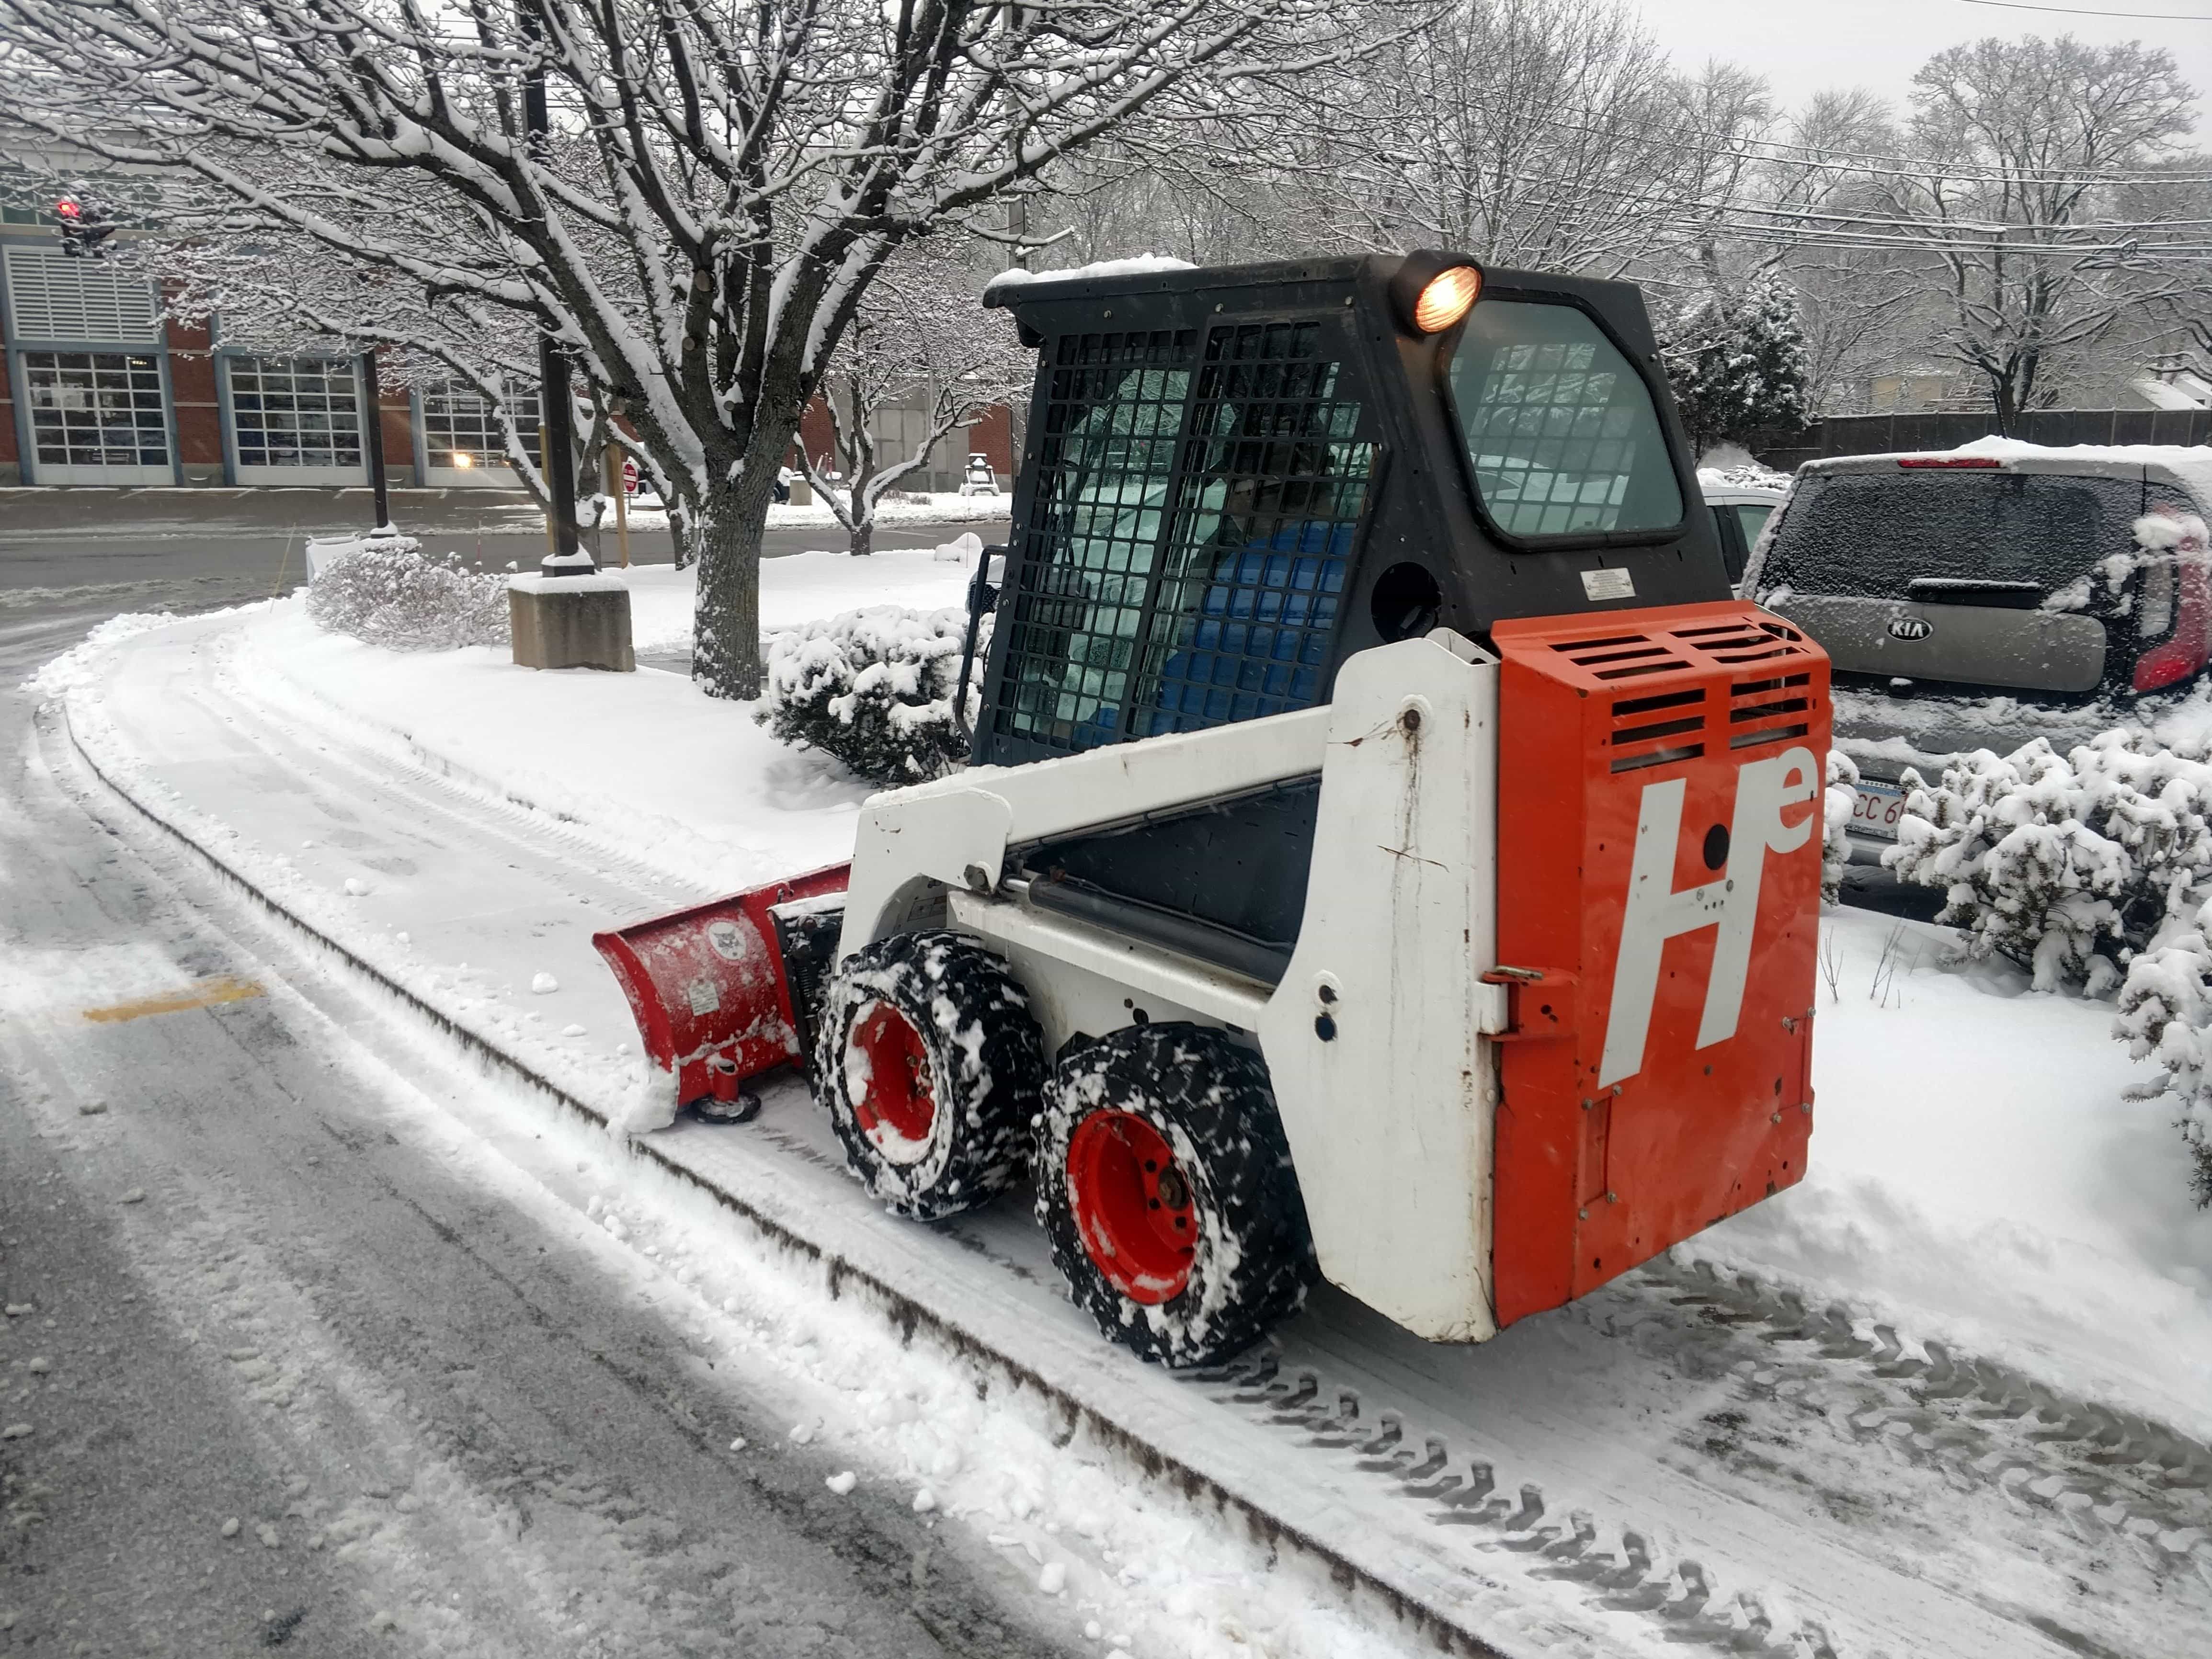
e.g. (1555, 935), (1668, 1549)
(982, 317), (1378, 762)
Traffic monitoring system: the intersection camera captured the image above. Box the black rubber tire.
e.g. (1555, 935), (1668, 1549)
(1035, 1023), (1317, 1367)
(814, 931), (1043, 1221)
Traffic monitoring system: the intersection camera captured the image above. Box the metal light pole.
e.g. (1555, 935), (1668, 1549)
(359, 348), (391, 533)
(523, 4), (591, 577)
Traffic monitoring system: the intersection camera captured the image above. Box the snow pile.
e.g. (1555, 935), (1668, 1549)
(1822, 749), (1858, 905)
(1705, 908), (2212, 1437)
(933, 531), (984, 564)
(757, 605), (988, 786)
(1697, 460), (1792, 492)
(1886, 731), (2212, 991)
(305, 537), (511, 652)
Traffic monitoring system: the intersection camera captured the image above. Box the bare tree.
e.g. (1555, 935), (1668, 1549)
(1760, 90), (1930, 415)
(0, 0), (1368, 698)
(1274, 0), (1752, 280)
(803, 247), (1030, 557)
(1882, 35), (2198, 427)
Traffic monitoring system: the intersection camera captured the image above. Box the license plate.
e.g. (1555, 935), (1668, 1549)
(1850, 782), (1908, 841)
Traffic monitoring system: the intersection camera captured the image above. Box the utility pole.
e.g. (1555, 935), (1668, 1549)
(523, 2), (592, 577)
(359, 348), (391, 533)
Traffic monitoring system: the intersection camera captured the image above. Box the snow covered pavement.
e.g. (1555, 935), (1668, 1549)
(0, 614), (1080, 1658)
(25, 585), (2212, 1658)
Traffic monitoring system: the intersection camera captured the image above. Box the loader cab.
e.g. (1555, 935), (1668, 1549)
(972, 252), (1726, 767)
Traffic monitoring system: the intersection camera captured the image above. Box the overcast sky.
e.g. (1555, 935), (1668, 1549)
(1632, 0), (2212, 135)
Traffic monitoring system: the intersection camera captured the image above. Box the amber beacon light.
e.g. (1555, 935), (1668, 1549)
(1413, 265), (1482, 333)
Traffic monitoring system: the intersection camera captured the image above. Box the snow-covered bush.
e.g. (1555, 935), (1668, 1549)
(305, 535), (511, 651)
(2113, 914), (2212, 1206)
(757, 604), (988, 785)
(1885, 732), (2212, 991)
(1823, 749), (1859, 905)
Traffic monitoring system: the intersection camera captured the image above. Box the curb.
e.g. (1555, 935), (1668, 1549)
(52, 694), (1514, 1659)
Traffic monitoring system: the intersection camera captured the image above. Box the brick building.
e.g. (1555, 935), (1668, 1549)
(0, 210), (1017, 491)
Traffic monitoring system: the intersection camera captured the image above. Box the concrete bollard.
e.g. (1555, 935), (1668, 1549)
(509, 574), (635, 672)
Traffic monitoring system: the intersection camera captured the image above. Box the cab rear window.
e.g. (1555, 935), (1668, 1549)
(1446, 300), (1682, 539)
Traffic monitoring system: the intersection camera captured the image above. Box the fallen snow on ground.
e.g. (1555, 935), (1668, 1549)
(626, 549), (971, 655)
(1703, 907), (2212, 1441)
(494, 491), (1013, 535)
(233, 606), (872, 898)
(34, 587), (2212, 1486)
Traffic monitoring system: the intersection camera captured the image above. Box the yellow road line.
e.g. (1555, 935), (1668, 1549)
(81, 976), (266, 1024)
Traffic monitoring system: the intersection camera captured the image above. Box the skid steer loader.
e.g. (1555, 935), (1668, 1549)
(596, 251), (1830, 1367)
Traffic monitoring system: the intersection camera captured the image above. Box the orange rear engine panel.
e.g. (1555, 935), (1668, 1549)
(1489, 601), (1830, 1329)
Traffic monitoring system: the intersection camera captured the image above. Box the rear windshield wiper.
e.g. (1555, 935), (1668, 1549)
(1904, 577), (2045, 610)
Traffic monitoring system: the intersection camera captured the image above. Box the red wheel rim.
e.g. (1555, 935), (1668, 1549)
(1066, 1110), (1196, 1305)
(846, 1002), (936, 1163)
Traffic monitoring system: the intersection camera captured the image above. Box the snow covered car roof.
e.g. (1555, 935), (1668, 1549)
(1698, 482), (1787, 506)
(1803, 435), (2212, 506)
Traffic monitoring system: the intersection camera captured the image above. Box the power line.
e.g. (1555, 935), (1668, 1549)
(1958, 0), (2212, 20)
(1501, 107), (2212, 190)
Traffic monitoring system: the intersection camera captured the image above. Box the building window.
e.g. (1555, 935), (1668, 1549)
(421, 382), (538, 472)
(227, 356), (362, 468)
(21, 351), (169, 467)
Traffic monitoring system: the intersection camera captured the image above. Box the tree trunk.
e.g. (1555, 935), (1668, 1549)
(848, 461), (877, 557)
(690, 458), (782, 701)
(1990, 374), (2018, 438)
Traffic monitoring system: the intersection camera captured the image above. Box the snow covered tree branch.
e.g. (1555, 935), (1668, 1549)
(0, 0), (1368, 697)
(1874, 36), (2198, 428)
(801, 248), (1028, 557)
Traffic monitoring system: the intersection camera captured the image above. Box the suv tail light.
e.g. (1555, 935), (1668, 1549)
(2133, 550), (2212, 692)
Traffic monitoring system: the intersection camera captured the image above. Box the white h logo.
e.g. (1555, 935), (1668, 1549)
(1597, 746), (1819, 1088)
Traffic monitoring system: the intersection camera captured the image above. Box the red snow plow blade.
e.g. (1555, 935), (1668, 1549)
(592, 864), (850, 1105)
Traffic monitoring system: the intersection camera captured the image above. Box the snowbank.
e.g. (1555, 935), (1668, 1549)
(245, 552), (969, 897)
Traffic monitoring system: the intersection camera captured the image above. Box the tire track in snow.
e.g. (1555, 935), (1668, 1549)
(1623, 1258), (2212, 1560)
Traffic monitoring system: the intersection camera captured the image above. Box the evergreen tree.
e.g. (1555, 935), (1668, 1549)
(1664, 273), (1813, 459)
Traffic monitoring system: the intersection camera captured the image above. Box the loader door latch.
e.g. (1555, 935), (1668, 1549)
(1480, 966), (1577, 1042)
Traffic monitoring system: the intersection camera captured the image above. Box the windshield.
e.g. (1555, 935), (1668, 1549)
(1760, 471), (2145, 601)
(1446, 300), (1682, 539)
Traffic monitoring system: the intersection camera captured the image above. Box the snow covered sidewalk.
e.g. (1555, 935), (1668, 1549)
(29, 586), (2212, 1659)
